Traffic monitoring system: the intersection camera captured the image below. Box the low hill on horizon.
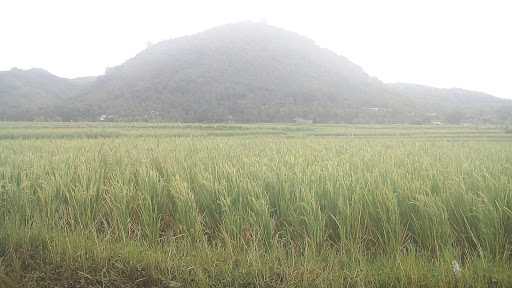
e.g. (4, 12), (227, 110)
(387, 83), (512, 124)
(0, 68), (94, 121)
(1, 22), (511, 123)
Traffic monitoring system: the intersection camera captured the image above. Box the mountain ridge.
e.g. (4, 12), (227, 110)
(1, 22), (511, 123)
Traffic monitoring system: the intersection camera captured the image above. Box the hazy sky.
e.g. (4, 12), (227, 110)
(1, 0), (511, 98)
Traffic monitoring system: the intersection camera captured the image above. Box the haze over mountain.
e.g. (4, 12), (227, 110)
(1, 22), (511, 123)
(0, 68), (94, 121)
(388, 83), (512, 124)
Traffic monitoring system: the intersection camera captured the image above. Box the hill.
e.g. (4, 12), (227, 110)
(60, 22), (412, 122)
(0, 68), (93, 120)
(388, 83), (512, 124)
(0, 22), (511, 123)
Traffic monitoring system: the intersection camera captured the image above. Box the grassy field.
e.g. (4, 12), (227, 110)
(1, 123), (511, 287)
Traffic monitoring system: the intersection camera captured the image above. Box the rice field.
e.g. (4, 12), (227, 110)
(1, 123), (511, 287)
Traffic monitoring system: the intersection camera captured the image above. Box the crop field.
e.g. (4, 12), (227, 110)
(1, 123), (512, 287)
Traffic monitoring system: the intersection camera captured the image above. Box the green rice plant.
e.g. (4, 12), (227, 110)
(0, 123), (511, 286)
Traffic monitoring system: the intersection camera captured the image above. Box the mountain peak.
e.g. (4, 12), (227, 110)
(1, 24), (511, 123)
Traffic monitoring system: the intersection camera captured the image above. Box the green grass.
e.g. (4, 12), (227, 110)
(1, 123), (511, 287)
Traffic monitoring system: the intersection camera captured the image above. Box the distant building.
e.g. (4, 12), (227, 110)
(99, 114), (114, 121)
(294, 117), (313, 124)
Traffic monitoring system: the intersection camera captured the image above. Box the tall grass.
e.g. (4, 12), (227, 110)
(1, 124), (511, 287)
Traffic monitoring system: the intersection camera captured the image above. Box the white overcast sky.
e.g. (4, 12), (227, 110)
(1, 0), (511, 98)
